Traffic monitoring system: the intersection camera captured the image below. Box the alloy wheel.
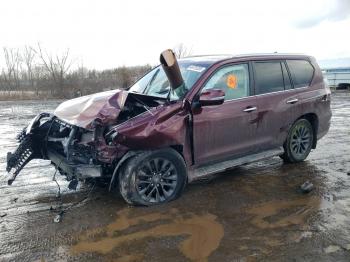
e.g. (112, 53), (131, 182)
(135, 158), (178, 203)
(290, 123), (312, 157)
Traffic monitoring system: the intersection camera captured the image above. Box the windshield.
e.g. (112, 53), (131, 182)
(129, 62), (208, 100)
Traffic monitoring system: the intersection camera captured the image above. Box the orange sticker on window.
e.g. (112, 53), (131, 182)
(227, 74), (237, 89)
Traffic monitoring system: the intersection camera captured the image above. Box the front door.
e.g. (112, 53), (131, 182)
(192, 63), (258, 165)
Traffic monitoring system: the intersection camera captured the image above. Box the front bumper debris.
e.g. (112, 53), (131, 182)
(6, 135), (39, 185)
(47, 149), (102, 179)
(6, 113), (103, 185)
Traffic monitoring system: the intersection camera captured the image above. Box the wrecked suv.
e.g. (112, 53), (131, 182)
(6, 50), (331, 205)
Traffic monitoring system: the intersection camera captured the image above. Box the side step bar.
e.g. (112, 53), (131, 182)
(191, 147), (284, 180)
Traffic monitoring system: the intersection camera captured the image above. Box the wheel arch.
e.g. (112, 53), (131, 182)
(169, 144), (184, 158)
(298, 113), (318, 149)
(108, 150), (142, 191)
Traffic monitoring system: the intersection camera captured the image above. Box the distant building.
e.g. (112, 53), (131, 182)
(322, 67), (350, 89)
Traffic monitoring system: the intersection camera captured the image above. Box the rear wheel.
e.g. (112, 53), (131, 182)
(119, 148), (187, 206)
(280, 118), (314, 163)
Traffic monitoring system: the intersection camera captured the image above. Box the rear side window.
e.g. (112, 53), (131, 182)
(254, 62), (284, 95)
(286, 60), (314, 88)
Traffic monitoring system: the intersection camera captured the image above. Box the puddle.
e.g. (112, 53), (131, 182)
(246, 197), (324, 229)
(112, 254), (144, 262)
(71, 208), (224, 262)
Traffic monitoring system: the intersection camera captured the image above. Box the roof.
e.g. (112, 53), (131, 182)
(179, 53), (312, 66)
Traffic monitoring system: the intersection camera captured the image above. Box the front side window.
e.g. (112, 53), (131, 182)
(286, 60), (314, 88)
(254, 61), (284, 95)
(202, 64), (250, 100)
(129, 63), (208, 100)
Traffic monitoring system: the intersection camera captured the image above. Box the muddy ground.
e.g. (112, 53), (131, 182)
(0, 92), (349, 262)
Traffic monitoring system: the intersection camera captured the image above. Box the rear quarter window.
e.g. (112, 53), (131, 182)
(286, 60), (314, 88)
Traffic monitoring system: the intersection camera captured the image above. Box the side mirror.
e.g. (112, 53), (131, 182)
(199, 89), (225, 106)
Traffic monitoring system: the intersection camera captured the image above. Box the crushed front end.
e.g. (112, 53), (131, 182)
(6, 49), (188, 191)
(5, 89), (164, 186)
(45, 118), (104, 181)
(6, 113), (107, 185)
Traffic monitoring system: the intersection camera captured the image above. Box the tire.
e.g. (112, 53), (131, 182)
(119, 148), (187, 206)
(280, 118), (314, 163)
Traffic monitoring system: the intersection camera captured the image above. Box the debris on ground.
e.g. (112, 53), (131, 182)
(300, 181), (314, 193)
(324, 245), (341, 254)
(0, 212), (7, 218)
(53, 211), (64, 223)
(68, 179), (78, 190)
(347, 172), (350, 176)
(10, 197), (18, 203)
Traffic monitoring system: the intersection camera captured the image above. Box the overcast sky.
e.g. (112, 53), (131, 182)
(0, 0), (349, 69)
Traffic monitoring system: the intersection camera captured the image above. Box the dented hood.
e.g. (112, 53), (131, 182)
(54, 89), (128, 129)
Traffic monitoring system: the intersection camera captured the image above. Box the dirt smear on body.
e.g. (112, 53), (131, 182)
(71, 208), (224, 262)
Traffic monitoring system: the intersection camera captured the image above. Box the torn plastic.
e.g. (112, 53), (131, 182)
(6, 113), (53, 185)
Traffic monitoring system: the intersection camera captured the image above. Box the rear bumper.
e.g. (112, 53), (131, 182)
(47, 149), (102, 179)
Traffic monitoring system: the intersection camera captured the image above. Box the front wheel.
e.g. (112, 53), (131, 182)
(280, 118), (314, 163)
(119, 148), (187, 206)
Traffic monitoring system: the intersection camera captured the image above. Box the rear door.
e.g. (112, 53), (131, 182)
(252, 60), (299, 151)
(192, 63), (259, 165)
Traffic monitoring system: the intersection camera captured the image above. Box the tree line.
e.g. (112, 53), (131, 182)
(0, 44), (192, 100)
(0, 44), (152, 99)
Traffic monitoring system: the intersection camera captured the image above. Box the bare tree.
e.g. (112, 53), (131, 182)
(0, 44), (151, 99)
(3, 47), (22, 90)
(22, 46), (36, 91)
(34, 43), (72, 95)
(173, 43), (192, 58)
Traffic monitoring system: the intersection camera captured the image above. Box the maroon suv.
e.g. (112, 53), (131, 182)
(6, 50), (331, 205)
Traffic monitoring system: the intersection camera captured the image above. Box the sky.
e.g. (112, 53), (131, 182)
(0, 0), (349, 69)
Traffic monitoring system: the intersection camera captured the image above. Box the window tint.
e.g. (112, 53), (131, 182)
(203, 64), (249, 100)
(254, 62), (284, 94)
(286, 60), (314, 88)
(281, 61), (292, 90)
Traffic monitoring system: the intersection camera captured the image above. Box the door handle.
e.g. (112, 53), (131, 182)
(286, 98), (298, 104)
(243, 106), (257, 112)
